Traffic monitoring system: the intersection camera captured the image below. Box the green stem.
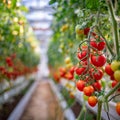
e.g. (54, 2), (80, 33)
(106, 0), (119, 59)
(76, 104), (86, 120)
(105, 82), (120, 99)
(96, 27), (114, 57)
(97, 100), (102, 120)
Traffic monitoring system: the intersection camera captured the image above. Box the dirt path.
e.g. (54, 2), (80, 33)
(20, 80), (65, 120)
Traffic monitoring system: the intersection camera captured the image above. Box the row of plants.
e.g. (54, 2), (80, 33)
(48, 0), (120, 120)
(0, 0), (40, 84)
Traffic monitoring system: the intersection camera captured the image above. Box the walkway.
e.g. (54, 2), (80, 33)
(20, 80), (65, 120)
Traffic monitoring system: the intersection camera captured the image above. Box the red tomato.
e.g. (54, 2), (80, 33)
(75, 67), (86, 75)
(90, 41), (98, 50)
(88, 96), (98, 107)
(83, 86), (94, 96)
(76, 80), (86, 91)
(112, 80), (120, 91)
(77, 51), (87, 61)
(116, 102), (120, 115)
(84, 28), (90, 36)
(93, 69), (103, 81)
(105, 64), (114, 76)
(91, 55), (106, 67)
(97, 41), (106, 51)
(93, 82), (101, 91)
(110, 74), (115, 80)
(6, 57), (12, 63)
(69, 66), (75, 75)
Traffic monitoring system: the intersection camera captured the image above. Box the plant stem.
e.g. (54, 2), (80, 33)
(105, 82), (120, 99)
(106, 0), (119, 59)
(76, 104), (86, 120)
(96, 27), (114, 57)
(97, 100), (102, 120)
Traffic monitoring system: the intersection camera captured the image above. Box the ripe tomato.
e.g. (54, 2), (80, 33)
(77, 51), (87, 61)
(97, 41), (106, 51)
(105, 64), (114, 76)
(93, 82), (101, 91)
(114, 70), (120, 82)
(84, 27), (90, 36)
(111, 80), (120, 91)
(76, 80), (86, 91)
(88, 96), (98, 107)
(69, 66), (75, 75)
(91, 55), (106, 67)
(116, 102), (120, 115)
(83, 86), (94, 96)
(111, 60), (120, 72)
(93, 69), (103, 81)
(75, 67), (86, 75)
(90, 40), (98, 50)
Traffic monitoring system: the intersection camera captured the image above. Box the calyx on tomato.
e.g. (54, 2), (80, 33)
(91, 55), (106, 67)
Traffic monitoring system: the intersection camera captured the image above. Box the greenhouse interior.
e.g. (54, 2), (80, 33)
(0, 0), (120, 120)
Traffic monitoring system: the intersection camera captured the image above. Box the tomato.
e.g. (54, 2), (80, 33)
(114, 70), (120, 82)
(110, 74), (115, 80)
(69, 66), (75, 75)
(77, 51), (87, 61)
(111, 60), (120, 72)
(6, 57), (12, 63)
(75, 67), (86, 75)
(84, 28), (90, 36)
(105, 64), (114, 76)
(75, 25), (84, 35)
(91, 55), (106, 67)
(64, 57), (71, 64)
(65, 72), (74, 80)
(111, 80), (120, 91)
(83, 86), (94, 96)
(93, 69), (103, 81)
(116, 102), (120, 115)
(93, 82), (101, 91)
(88, 96), (98, 107)
(90, 40), (98, 50)
(83, 94), (89, 101)
(59, 67), (66, 77)
(97, 41), (106, 51)
(76, 80), (86, 91)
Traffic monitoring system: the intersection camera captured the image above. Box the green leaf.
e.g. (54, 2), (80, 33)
(49, 0), (57, 5)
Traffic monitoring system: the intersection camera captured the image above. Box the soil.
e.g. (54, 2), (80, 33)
(0, 80), (34, 120)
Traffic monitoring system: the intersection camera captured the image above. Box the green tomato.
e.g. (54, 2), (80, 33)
(83, 94), (88, 101)
(114, 70), (120, 82)
(111, 60), (120, 72)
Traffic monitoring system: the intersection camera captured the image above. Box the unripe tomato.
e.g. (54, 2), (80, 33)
(114, 70), (120, 82)
(116, 102), (120, 115)
(76, 80), (86, 91)
(65, 57), (71, 64)
(88, 96), (98, 107)
(111, 61), (120, 72)
(83, 94), (88, 101)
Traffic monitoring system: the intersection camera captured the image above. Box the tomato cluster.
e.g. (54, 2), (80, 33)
(0, 54), (38, 81)
(75, 34), (107, 107)
(105, 61), (120, 92)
